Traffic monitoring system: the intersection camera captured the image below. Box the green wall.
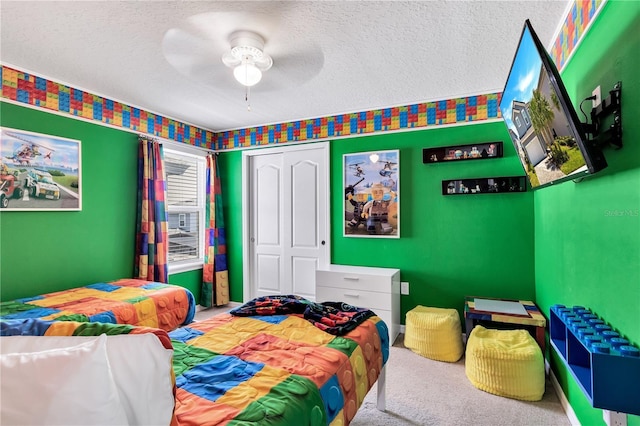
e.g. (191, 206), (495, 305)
(533, 2), (640, 425)
(330, 124), (534, 321)
(0, 102), (536, 351)
(167, 269), (202, 302)
(0, 102), (203, 302)
(0, 102), (139, 299)
(219, 121), (536, 321)
(217, 151), (244, 302)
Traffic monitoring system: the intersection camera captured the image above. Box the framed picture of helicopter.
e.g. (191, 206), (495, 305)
(0, 127), (81, 211)
(343, 149), (399, 238)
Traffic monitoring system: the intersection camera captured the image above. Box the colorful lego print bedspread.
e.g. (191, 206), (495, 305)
(1, 312), (389, 426)
(0, 278), (196, 331)
(169, 312), (389, 425)
(0, 317), (174, 351)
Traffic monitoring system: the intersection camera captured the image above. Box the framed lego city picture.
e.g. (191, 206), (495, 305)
(0, 127), (81, 211)
(343, 149), (399, 238)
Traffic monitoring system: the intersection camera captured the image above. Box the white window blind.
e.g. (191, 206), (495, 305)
(166, 153), (199, 207)
(164, 149), (205, 266)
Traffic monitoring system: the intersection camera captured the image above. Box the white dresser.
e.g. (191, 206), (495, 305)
(315, 264), (401, 343)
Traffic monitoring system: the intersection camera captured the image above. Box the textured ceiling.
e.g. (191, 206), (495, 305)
(0, 1), (571, 133)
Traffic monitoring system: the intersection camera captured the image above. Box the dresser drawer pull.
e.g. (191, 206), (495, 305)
(343, 293), (360, 298)
(343, 276), (360, 281)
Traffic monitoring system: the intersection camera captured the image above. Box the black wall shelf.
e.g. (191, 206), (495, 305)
(423, 141), (503, 163)
(442, 176), (527, 195)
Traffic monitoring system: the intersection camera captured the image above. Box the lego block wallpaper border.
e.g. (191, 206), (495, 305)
(0, 0), (606, 151)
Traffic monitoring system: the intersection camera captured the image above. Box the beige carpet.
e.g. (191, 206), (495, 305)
(351, 334), (570, 426)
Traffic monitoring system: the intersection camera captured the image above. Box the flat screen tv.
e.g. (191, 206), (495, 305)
(499, 19), (607, 189)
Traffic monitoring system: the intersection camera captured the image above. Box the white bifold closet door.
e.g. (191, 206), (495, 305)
(243, 142), (329, 301)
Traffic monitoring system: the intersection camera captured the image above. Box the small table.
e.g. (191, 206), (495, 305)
(464, 296), (546, 352)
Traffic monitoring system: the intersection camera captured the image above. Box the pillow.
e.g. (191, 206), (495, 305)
(101, 334), (175, 425)
(0, 334), (129, 425)
(1, 333), (175, 425)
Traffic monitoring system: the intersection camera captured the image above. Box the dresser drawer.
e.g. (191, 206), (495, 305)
(316, 285), (391, 312)
(315, 265), (400, 343)
(316, 270), (395, 293)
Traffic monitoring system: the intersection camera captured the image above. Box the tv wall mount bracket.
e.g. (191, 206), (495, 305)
(584, 81), (622, 149)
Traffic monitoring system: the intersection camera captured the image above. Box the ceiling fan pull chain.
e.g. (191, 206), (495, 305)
(245, 85), (251, 112)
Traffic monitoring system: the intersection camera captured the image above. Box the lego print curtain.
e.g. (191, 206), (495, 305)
(134, 137), (169, 282)
(201, 153), (229, 307)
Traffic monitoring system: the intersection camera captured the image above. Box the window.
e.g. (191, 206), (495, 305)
(164, 147), (206, 272)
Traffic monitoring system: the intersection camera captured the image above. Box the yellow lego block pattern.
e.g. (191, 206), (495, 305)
(465, 325), (544, 401)
(404, 305), (464, 362)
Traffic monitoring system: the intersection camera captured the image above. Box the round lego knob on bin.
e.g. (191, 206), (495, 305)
(567, 316), (582, 325)
(584, 335), (601, 345)
(610, 337), (629, 348)
(571, 322), (588, 332)
(619, 345), (640, 357)
(594, 324), (612, 333)
(601, 330), (620, 341)
(591, 342), (611, 354)
(578, 328), (595, 338)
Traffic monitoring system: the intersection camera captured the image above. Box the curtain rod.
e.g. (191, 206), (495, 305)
(137, 133), (216, 155)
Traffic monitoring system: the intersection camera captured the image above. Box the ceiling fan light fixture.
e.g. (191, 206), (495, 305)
(222, 30), (272, 87)
(233, 62), (262, 87)
(230, 45), (264, 61)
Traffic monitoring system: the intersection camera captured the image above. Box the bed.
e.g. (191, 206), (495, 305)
(0, 319), (176, 425)
(0, 278), (196, 331)
(1, 296), (389, 426)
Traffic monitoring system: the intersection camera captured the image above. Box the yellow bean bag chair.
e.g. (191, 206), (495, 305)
(465, 325), (545, 401)
(404, 305), (463, 362)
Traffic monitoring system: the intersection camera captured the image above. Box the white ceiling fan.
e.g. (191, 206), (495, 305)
(221, 30), (272, 87)
(161, 11), (324, 95)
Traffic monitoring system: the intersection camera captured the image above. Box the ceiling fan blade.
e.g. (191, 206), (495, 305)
(162, 27), (221, 76)
(186, 11), (281, 47)
(162, 7), (323, 94)
(221, 51), (241, 68)
(184, 60), (237, 88)
(255, 45), (325, 92)
(254, 56), (273, 71)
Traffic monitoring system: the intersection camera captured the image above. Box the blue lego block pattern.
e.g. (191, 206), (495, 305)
(550, 304), (640, 416)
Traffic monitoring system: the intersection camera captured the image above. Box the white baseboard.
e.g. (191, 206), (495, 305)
(547, 360), (580, 426)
